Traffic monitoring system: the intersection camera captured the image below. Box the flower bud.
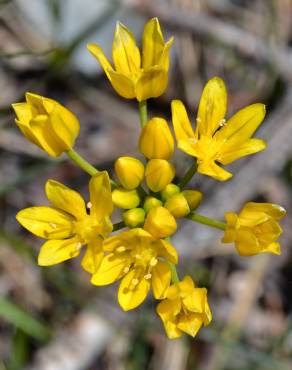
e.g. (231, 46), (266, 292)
(12, 93), (80, 157)
(165, 193), (190, 218)
(115, 156), (144, 190)
(145, 159), (175, 192)
(144, 206), (177, 238)
(161, 183), (180, 202)
(143, 196), (163, 213)
(139, 117), (174, 159)
(123, 208), (145, 228)
(182, 190), (203, 211)
(112, 188), (140, 209)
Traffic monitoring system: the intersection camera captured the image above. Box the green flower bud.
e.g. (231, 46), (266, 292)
(161, 183), (180, 202)
(123, 208), (146, 228)
(143, 196), (163, 213)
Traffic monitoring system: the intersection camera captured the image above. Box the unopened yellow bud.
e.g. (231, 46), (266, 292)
(182, 190), (203, 210)
(145, 159), (175, 192)
(143, 196), (163, 213)
(139, 117), (174, 159)
(115, 156), (144, 190)
(12, 93), (80, 157)
(123, 208), (145, 228)
(112, 188), (140, 209)
(165, 193), (190, 218)
(144, 206), (177, 238)
(161, 183), (180, 201)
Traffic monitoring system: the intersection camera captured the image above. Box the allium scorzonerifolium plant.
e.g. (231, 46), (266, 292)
(13, 18), (286, 339)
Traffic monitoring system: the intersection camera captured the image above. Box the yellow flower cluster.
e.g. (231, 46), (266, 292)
(12, 18), (286, 340)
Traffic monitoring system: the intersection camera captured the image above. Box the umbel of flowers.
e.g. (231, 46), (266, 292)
(12, 18), (286, 340)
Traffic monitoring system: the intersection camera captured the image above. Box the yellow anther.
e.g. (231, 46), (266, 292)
(87, 202), (92, 209)
(76, 242), (82, 250)
(219, 118), (226, 127)
(144, 273), (152, 280)
(150, 257), (158, 266)
(132, 278), (139, 286)
(50, 223), (57, 229)
(135, 254), (141, 259)
(123, 266), (130, 273)
(116, 246), (126, 253)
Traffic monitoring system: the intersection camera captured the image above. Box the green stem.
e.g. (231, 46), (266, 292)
(187, 213), (226, 231)
(138, 100), (148, 128)
(168, 262), (180, 284)
(178, 160), (198, 189)
(113, 221), (126, 232)
(137, 184), (148, 199)
(66, 149), (116, 187)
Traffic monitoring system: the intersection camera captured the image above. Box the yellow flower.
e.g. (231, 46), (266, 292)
(145, 159), (175, 192)
(16, 172), (113, 272)
(222, 202), (286, 256)
(139, 117), (174, 159)
(12, 92), (80, 157)
(144, 206), (177, 238)
(182, 190), (202, 211)
(87, 18), (173, 101)
(157, 276), (212, 339)
(115, 156), (144, 190)
(172, 77), (267, 181)
(91, 228), (178, 311)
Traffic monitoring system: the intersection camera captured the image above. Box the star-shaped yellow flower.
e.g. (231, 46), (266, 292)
(16, 172), (113, 272)
(91, 228), (178, 311)
(157, 276), (212, 339)
(87, 18), (173, 101)
(172, 77), (267, 181)
(222, 202), (286, 256)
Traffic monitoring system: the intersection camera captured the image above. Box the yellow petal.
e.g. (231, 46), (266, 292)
(81, 238), (104, 274)
(156, 239), (178, 264)
(45, 180), (87, 220)
(219, 139), (266, 165)
(156, 299), (182, 339)
(142, 17), (165, 68)
(198, 161), (232, 181)
(15, 118), (40, 147)
(107, 70), (136, 99)
(222, 212), (238, 243)
(177, 313), (203, 337)
(215, 103), (266, 144)
(235, 230), (260, 256)
(87, 43), (113, 80)
(261, 242), (281, 255)
(103, 228), (153, 252)
(118, 269), (150, 311)
(89, 171), (113, 219)
(159, 37), (174, 71)
(112, 187), (140, 209)
(145, 159), (175, 192)
(16, 206), (74, 239)
(12, 102), (32, 125)
(136, 67), (168, 101)
(115, 156), (144, 190)
(144, 206), (177, 238)
(151, 262), (171, 299)
(242, 202), (286, 220)
(112, 22), (140, 75)
(171, 100), (195, 142)
(91, 253), (128, 286)
(183, 287), (208, 314)
(197, 77), (227, 137)
(38, 236), (81, 266)
(177, 275), (195, 298)
(49, 105), (80, 151)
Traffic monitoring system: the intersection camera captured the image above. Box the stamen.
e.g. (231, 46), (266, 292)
(144, 273), (152, 280)
(123, 266), (130, 273)
(87, 202), (92, 209)
(196, 117), (201, 123)
(132, 278), (139, 286)
(76, 242), (82, 251)
(219, 119), (226, 127)
(150, 257), (158, 266)
(116, 246), (126, 253)
(50, 223), (57, 229)
(135, 254), (141, 259)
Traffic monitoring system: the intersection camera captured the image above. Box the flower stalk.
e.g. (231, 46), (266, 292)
(138, 100), (148, 128)
(187, 212), (226, 231)
(178, 161), (198, 189)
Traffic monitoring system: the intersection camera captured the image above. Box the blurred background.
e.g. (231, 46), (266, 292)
(1, 0), (292, 369)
